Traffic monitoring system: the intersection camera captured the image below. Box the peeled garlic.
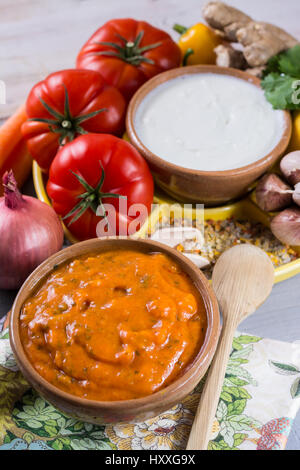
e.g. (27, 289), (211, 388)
(150, 226), (204, 249)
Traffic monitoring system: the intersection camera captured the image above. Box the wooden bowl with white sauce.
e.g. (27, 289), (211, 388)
(126, 65), (291, 206)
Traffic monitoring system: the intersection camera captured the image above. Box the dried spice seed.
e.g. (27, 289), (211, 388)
(150, 216), (299, 279)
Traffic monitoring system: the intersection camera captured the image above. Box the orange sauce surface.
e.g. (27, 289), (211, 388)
(20, 250), (207, 401)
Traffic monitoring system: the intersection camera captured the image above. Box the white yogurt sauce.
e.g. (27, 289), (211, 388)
(134, 73), (285, 171)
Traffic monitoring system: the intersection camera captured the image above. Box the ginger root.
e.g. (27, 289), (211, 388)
(203, 1), (298, 67)
(203, 2), (251, 42)
(214, 44), (247, 69)
(236, 22), (298, 67)
(244, 66), (265, 78)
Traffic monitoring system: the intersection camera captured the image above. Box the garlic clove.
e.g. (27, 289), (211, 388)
(270, 207), (300, 246)
(150, 226), (204, 248)
(255, 173), (292, 212)
(181, 252), (210, 269)
(280, 151), (300, 186)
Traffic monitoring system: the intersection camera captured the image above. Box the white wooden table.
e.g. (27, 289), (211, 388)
(1, 0), (300, 450)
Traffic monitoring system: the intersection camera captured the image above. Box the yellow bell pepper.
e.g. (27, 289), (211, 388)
(288, 110), (300, 152)
(173, 23), (222, 66)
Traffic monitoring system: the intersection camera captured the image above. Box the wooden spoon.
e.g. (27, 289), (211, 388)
(186, 244), (274, 450)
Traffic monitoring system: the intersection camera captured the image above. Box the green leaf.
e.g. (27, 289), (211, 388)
(232, 338), (243, 350)
(222, 386), (240, 398)
(238, 388), (252, 399)
(225, 365), (257, 386)
(220, 391), (233, 403)
(216, 400), (227, 421)
(291, 377), (300, 399)
(23, 405), (37, 416)
(269, 360), (300, 375)
(231, 345), (253, 360)
(90, 430), (106, 440)
(220, 421), (235, 447)
(233, 433), (247, 447)
(207, 441), (222, 450)
(25, 418), (43, 429)
(45, 419), (58, 427)
(223, 378), (235, 387)
(278, 44), (300, 77)
(60, 437), (71, 445)
(70, 437), (111, 450)
(227, 399), (246, 417)
(261, 73), (300, 110)
(4, 434), (12, 444)
(84, 422), (93, 432)
(23, 432), (34, 444)
(65, 418), (78, 428)
(14, 411), (31, 420)
(73, 422), (84, 431)
(45, 412), (64, 420)
(228, 415), (261, 432)
(51, 439), (63, 450)
(229, 358), (249, 365)
(57, 417), (67, 429)
(0, 328), (9, 339)
(263, 54), (281, 76)
(235, 335), (261, 345)
(44, 425), (58, 437)
(262, 46), (300, 110)
(218, 439), (234, 450)
(34, 397), (46, 413)
(227, 376), (249, 387)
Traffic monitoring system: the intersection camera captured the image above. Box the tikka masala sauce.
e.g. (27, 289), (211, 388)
(20, 250), (207, 401)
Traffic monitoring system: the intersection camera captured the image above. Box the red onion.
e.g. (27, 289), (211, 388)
(255, 173), (292, 212)
(0, 170), (64, 289)
(280, 151), (300, 186)
(270, 207), (300, 246)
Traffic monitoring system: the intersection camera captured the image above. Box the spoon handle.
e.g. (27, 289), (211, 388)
(186, 322), (236, 450)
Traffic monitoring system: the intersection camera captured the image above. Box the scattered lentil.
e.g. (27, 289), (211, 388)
(149, 216), (299, 279)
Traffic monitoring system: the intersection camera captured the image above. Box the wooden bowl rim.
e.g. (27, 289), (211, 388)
(10, 237), (220, 411)
(126, 65), (292, 177)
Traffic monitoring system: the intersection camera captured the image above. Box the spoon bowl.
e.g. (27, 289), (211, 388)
(212, 244), (275, 323)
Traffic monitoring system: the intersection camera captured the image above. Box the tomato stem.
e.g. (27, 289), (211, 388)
(29, 85), (107, 146)
(63, 163), (126, 226)
(95, 30), (161, 66)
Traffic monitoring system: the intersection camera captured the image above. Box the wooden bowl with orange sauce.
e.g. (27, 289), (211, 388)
(10, 237), (220, 425)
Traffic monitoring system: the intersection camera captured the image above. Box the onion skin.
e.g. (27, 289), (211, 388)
(0, 171), (64, 289)
(280, 151), (300, 186)
(255, 173), (292, 212)
(270, 207), (300, 246)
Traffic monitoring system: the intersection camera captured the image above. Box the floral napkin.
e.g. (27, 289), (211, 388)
(0, 313), (300, 451)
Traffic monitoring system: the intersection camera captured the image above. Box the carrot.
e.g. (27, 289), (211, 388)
(0, 104), (32, 195)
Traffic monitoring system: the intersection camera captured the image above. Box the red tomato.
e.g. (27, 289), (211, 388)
(47, 134), (154, 241)
(76, 18), (181, 101)
(22, 69), (126, 171)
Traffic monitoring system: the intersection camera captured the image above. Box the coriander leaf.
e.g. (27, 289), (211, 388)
(263, 45), (300, 78)
(262, 54), (281, 77)
(261, 72), (300, 109)
(278, 44), (300, 77)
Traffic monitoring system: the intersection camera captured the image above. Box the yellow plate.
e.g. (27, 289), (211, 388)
(33, 161), (300, 284)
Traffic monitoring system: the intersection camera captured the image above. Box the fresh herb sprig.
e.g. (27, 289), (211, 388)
(261, 44), (300, 110)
